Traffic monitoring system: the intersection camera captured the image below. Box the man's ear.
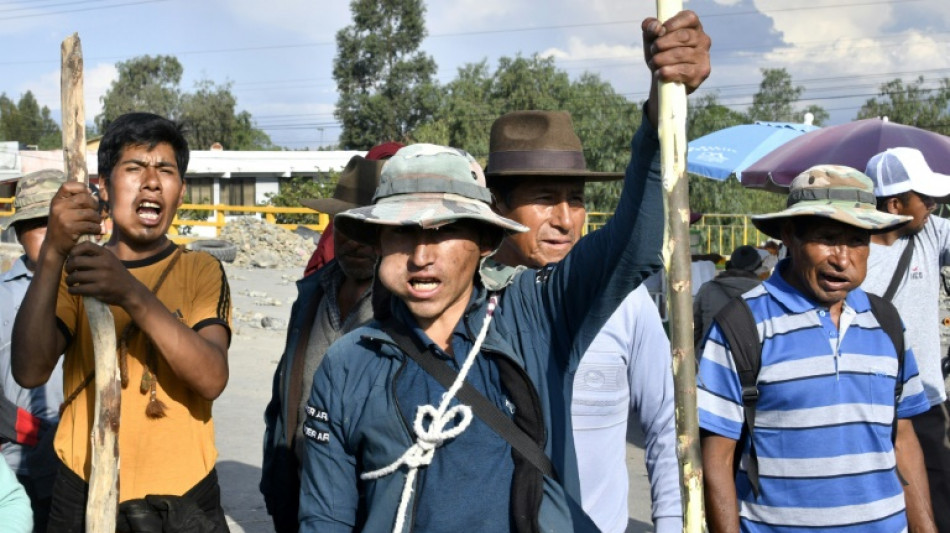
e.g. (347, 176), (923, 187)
(176, 180), (187, 210)
(885, 196), (903, 215)
(779, 220), (795, 249)
(480, 228), (502, 257)
(98, 177), (110, 203)
(490, 188), (508, 215)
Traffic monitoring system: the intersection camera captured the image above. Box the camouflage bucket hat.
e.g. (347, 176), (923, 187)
(751, 164), (911, 239)
(335, 143), (528, 245)
(2, 169), (66, 230)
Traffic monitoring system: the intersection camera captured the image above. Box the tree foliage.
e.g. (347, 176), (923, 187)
(333, 0), (440, 149)
(263, 173), (341, 224)
(745, 68), (827, 125)
(97, 55), (182, 133)
(857, 76), (950, 135)
(412, 54), (637, 211)
(97, 55), (274, 150)
(0, 91), (62, 149)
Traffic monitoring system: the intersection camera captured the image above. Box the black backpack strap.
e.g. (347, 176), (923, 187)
(380, 319), (557, 479)
(883, 235), (915, 302)
(713, 297), (763, 499)
(866, 294), (905, 439)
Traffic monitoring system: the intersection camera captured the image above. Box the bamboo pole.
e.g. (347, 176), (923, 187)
(61, 33), (120, 533)
(654, 3), (705, 532)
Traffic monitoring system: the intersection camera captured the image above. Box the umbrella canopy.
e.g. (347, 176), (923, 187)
(687, 121), (818, 180)
(742, 118), (950, 192)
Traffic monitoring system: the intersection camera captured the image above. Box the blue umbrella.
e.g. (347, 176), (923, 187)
(687, 121), (819, 180)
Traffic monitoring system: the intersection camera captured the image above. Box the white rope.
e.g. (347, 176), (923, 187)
(361, 295), (499, 533)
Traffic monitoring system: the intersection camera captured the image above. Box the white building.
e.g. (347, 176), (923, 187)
(10, 147), (364, 207)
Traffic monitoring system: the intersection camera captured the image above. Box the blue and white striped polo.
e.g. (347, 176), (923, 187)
(698, 265), (930, 532)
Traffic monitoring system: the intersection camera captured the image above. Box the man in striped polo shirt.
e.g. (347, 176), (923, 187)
(698, 165), (937, 532)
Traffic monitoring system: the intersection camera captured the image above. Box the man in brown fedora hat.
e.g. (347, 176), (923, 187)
(303, 141), (404, 277)
(485, 110), (681, 533)
(261, 154), (386, 532)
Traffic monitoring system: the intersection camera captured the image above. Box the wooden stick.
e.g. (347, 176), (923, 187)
(654, 3), (705, 532)
(61, 33), (120, 533)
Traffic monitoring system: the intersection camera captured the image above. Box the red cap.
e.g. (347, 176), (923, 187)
(366, 141), (405, 161)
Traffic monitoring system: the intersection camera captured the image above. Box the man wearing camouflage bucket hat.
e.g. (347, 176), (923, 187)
(0, 169), (66, 531)
(298, 12), (710, 532)
(261, 154), (386, 532)
(698, 165), (938, 532)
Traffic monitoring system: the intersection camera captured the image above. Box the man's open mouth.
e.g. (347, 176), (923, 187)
(410, 279), (440, 291)
(137, 200), (162, 222)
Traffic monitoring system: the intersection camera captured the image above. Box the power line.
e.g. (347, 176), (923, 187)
(0, 0), (168, 21)
(0, 0), (116, 15)
(0, 0), (927, 63)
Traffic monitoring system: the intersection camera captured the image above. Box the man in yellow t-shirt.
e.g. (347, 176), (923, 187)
(12, 112), (231, 532)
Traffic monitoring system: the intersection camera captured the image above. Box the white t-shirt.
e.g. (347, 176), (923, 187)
(863, 215), (950, 405)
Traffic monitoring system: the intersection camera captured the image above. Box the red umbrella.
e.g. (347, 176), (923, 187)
(741, 118), (950, 192)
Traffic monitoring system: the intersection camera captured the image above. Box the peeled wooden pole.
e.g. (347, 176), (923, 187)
(61, 33), (120, 533)
(654, 3), (705, 532)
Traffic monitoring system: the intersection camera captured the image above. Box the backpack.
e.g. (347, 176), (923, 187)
(712, 293), (905, 499)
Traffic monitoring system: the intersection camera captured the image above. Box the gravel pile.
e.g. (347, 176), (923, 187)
(218, 217), (317, 269)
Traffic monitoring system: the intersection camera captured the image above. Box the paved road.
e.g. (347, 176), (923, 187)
(216, 266), (658, 532)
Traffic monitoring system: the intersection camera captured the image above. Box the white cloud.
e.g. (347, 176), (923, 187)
(18, 62), (116, 125)
(427, 0), (513, 33)
(222, 0), (350, 38)
(541, 37), (640, 62)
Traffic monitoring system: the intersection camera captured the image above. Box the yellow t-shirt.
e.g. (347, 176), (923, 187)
(54, 243), (231, 501)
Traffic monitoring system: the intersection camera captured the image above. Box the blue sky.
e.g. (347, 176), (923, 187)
(0, 0), (947, 150)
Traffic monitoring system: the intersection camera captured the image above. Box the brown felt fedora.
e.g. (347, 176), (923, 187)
(484, 110), (622, 183)
(301, 155), (386, 216)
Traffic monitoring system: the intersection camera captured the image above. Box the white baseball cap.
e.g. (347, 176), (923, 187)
(865, 147), (950, 198)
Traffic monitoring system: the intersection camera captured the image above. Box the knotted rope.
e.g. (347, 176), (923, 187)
(361, 295), (499, 533)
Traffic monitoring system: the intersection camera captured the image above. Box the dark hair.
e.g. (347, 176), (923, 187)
(97, 113), (189, 180)
(488, 181), (518, 208)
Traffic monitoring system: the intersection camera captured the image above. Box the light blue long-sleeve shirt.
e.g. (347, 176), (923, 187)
(572, 285), (681, 533)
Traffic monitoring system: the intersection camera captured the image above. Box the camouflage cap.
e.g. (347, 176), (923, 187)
(751, 165), (911, 239)
(1, 169), (66, 230)
(335, 143), (528, 245)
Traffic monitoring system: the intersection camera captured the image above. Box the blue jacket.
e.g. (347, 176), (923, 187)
(260, 265), (328, 532)
(300, 121), (663, 532)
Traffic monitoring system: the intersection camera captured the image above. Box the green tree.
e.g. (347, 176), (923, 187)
(415, 54), (638, 212)
(745, 68), (827, 125)
(179, 80), (275, 150)
(264, 172), (341, 224)
(0, 91), (62, 149)
(857, 76), (950, 135)
(97, 55), (273, 150)
(565, 73), (639, 212)
(333, 0), (440, 149)
(97, 55), (183, 132)
(687, 92), (745, 140)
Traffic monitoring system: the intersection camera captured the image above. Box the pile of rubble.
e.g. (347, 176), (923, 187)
(217, 217), (317, 269)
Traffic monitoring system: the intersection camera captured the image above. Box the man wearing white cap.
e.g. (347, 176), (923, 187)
(862, 146), (950, 531)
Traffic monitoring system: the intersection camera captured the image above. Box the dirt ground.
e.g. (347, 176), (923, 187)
(216, 264), (655, 533)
